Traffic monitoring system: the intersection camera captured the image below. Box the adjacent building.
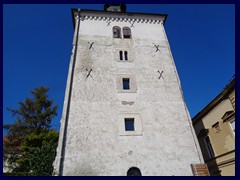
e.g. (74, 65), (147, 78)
(53, 5), (204, 176)
(192, 77), (235, 176)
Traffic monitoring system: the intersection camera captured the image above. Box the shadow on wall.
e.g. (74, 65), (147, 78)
(193, 119), (221, 176)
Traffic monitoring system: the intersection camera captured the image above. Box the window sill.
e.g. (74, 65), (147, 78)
(118, 131), (143, 136)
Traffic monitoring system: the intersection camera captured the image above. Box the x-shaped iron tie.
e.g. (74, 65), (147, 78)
(88, 42), (94, 49)
(130, 21), (135, 27)
(158, 70), (164, 79)
(86, 69), (93, 78)
(106, 21), (111, 26)
(154, 45), (160, 52)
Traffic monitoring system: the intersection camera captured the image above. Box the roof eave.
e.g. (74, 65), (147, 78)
(192, 77), (235, 125)
(71, 8), (168, 29)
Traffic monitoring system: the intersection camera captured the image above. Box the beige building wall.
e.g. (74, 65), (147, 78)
(202, 99), (233, 129)
(228, 90), (235, 110)
(192, 78), (235, 176)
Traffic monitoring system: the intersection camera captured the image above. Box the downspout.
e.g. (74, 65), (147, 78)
(59, 8), (81, 176)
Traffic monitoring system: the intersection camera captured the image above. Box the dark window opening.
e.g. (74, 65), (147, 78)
(123, 78), (130, 90)
(205, 136), (215, 158)
(113, 26), (121, 38)
(125, 118), (134, 131)
(212, 122), (220, 132)
(123, 27), (131, 39)
(127, 167), (142, 176)
(124, 51), (128, 60)
(119, 51), (123, 60)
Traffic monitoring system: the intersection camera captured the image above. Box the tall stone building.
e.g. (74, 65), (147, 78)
(53, 5), (204, 176)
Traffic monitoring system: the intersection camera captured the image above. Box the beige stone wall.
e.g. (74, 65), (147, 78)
(219, 161), (235, 176)
(209, 120), (235, 176)
(202, 99), (233, 129)
(228, 90), (235, 110)
(209, 121), (235, 156)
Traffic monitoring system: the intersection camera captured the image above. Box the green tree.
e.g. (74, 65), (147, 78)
(28, 130), (59, 176)
(3, 86), (58, 176)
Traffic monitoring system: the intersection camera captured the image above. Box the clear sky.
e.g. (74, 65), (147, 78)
(3, 4), (235, 134)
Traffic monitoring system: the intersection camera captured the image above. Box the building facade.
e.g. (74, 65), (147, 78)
(192, 77), (235, 176)
(53, 5), (204, 176)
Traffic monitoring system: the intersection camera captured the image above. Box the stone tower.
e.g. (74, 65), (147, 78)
(53, 5), (204, 176)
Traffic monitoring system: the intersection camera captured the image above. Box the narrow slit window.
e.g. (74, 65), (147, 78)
(113, 26), (121, 38)
(125, 118), (135, 131)
(124, 51), (128, 60)
(123, 27), (131, 39)
(119, 51), (123, 60)
(123, 78), (130, 90)
(204, 136), (215, 158)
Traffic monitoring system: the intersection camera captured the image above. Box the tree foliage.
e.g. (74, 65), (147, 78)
(28, 130), (59, 176)
(3, 86), (59, 176)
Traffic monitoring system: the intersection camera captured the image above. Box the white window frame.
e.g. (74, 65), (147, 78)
(118, 113), (143, 136)
(116, 74), (137, 93)
(229, 119), (235, 135)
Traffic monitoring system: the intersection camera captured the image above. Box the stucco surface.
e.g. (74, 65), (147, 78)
(54, 12), (202, 176)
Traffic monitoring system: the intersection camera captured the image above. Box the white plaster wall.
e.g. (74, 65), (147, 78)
(55, 12), (202, 176)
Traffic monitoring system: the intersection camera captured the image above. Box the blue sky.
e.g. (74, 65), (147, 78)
(3, 4), (235, 134)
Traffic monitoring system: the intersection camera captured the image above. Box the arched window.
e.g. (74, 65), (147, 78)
(113, 26), (121, 38)
(127, 167), (142, 176)
(123, 27), (131, 39)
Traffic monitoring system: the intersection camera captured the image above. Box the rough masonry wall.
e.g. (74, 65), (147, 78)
(55, 13), (202, 176)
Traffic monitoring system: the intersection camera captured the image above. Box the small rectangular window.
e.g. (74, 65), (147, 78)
(125, 118), (134, 131)
(118, 113), (142, 136)
(212, 122), (220, 132)
(123, 78), (130, 90)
